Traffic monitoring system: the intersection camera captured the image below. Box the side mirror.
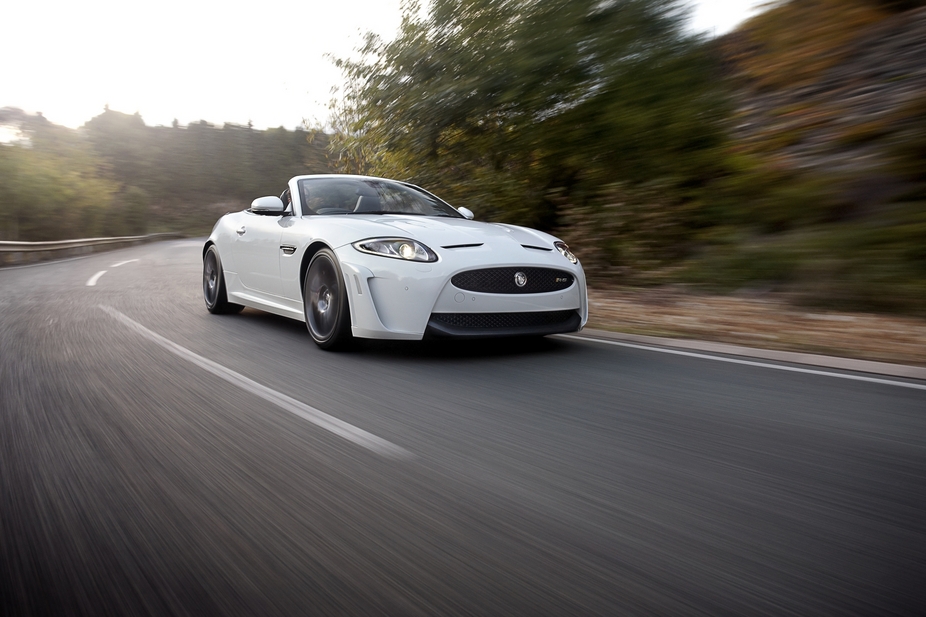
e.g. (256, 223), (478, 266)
(457, 206), (475, 220)
(250, 196), (285, 215)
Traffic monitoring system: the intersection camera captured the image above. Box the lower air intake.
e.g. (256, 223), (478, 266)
(425, 310), (581, 338)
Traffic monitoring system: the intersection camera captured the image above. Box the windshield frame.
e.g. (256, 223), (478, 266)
(297, 177), (464, 218)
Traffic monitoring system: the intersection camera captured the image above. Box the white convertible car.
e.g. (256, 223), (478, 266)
(203, 174), (588, 348)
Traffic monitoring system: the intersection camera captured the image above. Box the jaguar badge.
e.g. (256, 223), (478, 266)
(514, 271), (527, 287)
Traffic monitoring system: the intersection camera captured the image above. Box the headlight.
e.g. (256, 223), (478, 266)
(554, 241), (578, 264)
(352, 238), (438, 262)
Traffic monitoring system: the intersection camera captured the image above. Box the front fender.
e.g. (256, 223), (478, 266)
(206, 213), (244, 273)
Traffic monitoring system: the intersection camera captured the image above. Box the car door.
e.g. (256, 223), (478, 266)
(231, 211), (284, 297)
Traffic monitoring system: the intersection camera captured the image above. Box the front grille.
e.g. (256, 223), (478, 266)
(431, 310), (577, 329)
(451, 267), (574, 294)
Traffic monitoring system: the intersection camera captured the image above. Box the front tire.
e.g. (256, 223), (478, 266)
(203, 245), (243, 314)
(304, 248), (352, 349)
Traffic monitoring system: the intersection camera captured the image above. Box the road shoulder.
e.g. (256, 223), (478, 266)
(570, 328), (926, 380)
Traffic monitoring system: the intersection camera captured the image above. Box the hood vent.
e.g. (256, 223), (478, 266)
(441, 243), (484, 249)
(521, 244), (552, 251)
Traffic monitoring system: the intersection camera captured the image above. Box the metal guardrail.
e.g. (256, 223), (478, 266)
(0, 233), (186, 266)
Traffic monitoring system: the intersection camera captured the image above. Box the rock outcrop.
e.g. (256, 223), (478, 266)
(725, 6), (926, 208)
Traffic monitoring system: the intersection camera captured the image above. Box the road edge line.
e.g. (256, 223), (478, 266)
(86, 270), (107, 286)
(557, 332), (926, 390)
(569, 329), (926, 380)
(99, 304), (413, 459)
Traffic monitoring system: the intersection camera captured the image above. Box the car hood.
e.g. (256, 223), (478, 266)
(328, 215), (560, 251)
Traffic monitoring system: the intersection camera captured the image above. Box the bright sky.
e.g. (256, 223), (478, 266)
(2, 0), (766, 131)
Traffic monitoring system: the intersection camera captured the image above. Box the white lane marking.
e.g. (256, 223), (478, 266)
(98, 305), (412, 459)
(86, 270), (107, 286)
(557, 334), (926, 391)
(110, 259), (139, 267)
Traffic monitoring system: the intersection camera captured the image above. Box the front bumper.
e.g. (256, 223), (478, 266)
(334, 244), (589, 340)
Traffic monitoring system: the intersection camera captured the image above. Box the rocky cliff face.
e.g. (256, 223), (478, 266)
(726, 6), (926, 209)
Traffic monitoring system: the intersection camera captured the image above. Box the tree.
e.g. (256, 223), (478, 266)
(0, 114), (116, 241)
(2, 109), (333, 240)
(330, 0), (726, 229)
(83, 109), (155, 193)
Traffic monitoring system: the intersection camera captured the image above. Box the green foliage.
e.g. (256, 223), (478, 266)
(323, 0), (926, 316)
(705, 153), (842, 232)
(679, 203), (926, 315)
(82, 109), (332, 206)
(680, 243), (802, 290)
(331, 0), (727, 230)
(0, 108), (334, 240)
(887, 94), (926, 186)
(556, 181), (697, 282)
(0, 115), (116, 241)
(793, 227), (926, 315)
(111, 186), (150, 236)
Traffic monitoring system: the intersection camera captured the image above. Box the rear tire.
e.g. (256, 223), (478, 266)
(203, 245), (243, 314)
(304, 248), (352, 349)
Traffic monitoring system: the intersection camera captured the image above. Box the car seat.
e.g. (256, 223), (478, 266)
(353, 194), (384, 213)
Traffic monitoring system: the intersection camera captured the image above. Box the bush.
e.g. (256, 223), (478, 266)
(122, 186), (149, 236)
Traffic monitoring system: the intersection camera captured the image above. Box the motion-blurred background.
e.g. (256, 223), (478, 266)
(2, 0), (924, 317)
(3, 7), (926, 614)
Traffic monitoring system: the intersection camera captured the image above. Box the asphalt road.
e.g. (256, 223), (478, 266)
(2, 239), (925, 616)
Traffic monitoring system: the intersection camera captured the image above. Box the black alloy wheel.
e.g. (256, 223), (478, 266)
(304, 248), (351, 349)
(203, 245), (243, 314)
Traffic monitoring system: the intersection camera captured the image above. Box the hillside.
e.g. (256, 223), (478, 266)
(721, 2), (926, 209)
(669, 1), (926, 315)
(3, 0), (924, 318)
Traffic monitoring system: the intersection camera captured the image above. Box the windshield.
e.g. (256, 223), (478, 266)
(298, 177), (462, 218)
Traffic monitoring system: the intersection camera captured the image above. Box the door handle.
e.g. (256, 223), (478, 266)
(236, 226), (246, 236)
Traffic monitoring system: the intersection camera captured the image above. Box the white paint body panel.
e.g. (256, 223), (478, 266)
(206, 174), (588, 340)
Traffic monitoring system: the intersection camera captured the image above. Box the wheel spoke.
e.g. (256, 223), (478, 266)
(307, 257), (340, 339)
(203, 254), (218, 304)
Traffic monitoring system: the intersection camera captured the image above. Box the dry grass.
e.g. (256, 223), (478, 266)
(587, 286), (926, 366)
